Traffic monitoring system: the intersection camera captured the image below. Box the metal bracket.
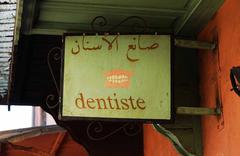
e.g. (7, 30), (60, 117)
(153, 124), (195, 156)
(176, 106), (221, 116)
(174, 39), (216, 50)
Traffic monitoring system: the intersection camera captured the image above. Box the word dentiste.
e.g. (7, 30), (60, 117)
(75, 93), (146, 110)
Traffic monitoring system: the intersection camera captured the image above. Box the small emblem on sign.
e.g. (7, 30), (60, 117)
(105, 70), (133, 88)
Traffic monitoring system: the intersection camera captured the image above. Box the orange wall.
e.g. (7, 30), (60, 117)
(144, 0), (240, 156)
(3, 132), (89, 156)
(143, 124), (179, 156)
(198, 0), (240, 156)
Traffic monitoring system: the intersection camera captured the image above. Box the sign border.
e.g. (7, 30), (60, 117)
(59, 33), (174, 123)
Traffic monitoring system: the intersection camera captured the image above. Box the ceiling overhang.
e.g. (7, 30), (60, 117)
(19, 0), (224, 37)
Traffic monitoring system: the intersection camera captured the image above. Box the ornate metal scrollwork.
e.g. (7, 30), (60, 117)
(86, 121), (141, 141)
(91, 16), (108, 32)
(46, 47), (62, 109)
(91, 16), (148, 33)
(46, 19), (146, 142)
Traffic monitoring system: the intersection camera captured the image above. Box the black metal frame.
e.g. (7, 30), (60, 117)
(44, 16), (173, 142)
(230, 66), (240, 96)
(91, 16), (147, 33)
(46, 47), (61, 109)
(43, 16), (171, 144)
(58, 33), (173, 123)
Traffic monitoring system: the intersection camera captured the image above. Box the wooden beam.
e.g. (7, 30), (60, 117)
(0, 24), (15, 31)
(0, 0), (17, 3)
(0, 4), (16, 10)
(174, 39), (215, 50)
(176, 106), (221, 116)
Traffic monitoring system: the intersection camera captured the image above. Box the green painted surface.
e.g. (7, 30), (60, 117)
(62, 35), (171, 119)
(21, 0), (224, 36)
(44, 0), (190, 9)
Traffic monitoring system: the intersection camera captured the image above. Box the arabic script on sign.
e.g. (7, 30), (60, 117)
(71, 35), (159, 62)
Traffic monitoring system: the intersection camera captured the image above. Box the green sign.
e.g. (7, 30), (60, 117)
(61, 34), (171, 120)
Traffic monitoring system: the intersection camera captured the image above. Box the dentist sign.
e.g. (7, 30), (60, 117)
(60, 34), (171, 121)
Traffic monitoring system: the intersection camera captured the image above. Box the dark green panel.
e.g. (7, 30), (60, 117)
(20, 0), (224, 37)
(47, 0), (191, 9)
(35, 0), (184, 34)
(177, 0), (225, 36)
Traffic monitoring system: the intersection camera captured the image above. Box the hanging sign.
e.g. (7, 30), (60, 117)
(61, 34), (171, 121)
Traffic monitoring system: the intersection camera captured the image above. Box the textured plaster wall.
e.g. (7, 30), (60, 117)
(144, 124), (179, 156)
(199, 0), (240, 155)
(144, 0), (240, 155)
